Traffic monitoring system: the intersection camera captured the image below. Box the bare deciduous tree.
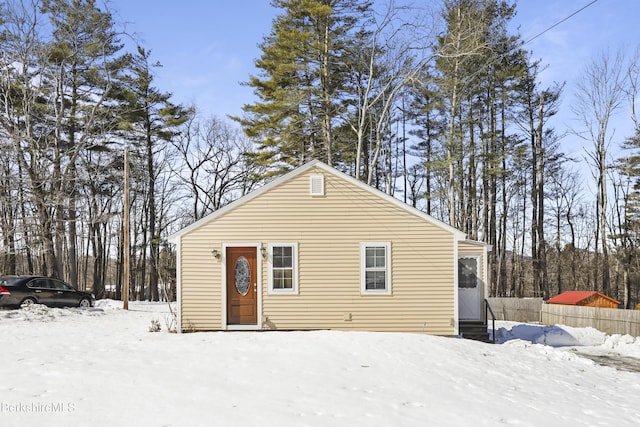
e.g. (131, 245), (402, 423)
(172, 115), (259, 222)
(573, 50), (626, 296)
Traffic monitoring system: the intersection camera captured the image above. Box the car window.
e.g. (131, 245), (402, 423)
(0, 277), (24, 286)
(28, 279), (50, 289)
(51, 280), (71, 290)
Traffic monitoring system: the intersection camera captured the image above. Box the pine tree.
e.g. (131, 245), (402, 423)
(0, 0), (125, 283)
(236, 0), (371, 175)
(118, 47), (189, 301)
(42, 0), (125, 286)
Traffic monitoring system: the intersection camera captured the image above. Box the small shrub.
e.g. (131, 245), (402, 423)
(148, 318), (161, 332)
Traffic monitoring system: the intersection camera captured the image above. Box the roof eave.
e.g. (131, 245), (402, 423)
(168, 160), (323, 243)
(168, 159), (467, 242)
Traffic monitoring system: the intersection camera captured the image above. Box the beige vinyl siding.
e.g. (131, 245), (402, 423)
(179, 166), (457, 334)
(179, 236), (222, 330)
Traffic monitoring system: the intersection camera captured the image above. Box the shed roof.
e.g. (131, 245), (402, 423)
(547, 291), (619, 306)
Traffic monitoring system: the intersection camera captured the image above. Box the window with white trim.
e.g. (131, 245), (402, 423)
(268, 243), (298, 294)
(360, 242), (391, 294)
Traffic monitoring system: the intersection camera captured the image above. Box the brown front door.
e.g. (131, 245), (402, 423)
(226, 246), (258, 325)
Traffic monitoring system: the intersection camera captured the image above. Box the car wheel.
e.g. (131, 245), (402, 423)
(78, 298), (91, 308)
(20, 297), (37, 308)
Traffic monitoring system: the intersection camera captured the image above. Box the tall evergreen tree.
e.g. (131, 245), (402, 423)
(408, 65), (447, 216)
(41, 0), (124, 286)
(0, 0), (124, 283)
(435, 0), (490, 228)
(237, 0), (371, 174)
(516, 63), (563, 299)
(118, 46), (189, 301)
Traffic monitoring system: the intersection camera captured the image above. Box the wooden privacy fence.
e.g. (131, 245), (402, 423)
(487, 298), (543, 323)
(541, 304), (640, 337)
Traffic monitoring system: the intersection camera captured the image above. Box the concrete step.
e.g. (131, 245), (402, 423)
(459, 321), (492, 343)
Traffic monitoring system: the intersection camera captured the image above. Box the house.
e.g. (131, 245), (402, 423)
(168, 160), (490, 335)
(547, 291), (620, 309)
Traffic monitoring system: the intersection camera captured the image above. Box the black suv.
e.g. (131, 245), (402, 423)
(0, 276), (95, 308)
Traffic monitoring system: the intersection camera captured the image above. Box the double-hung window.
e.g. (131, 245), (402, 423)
(268, 243), (298, 294)
(360, 242), (391, 295)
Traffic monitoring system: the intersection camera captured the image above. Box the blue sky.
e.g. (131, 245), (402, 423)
(108, 0), (640, 158)
(513, 0), (640, 157)
(109, 0), (276, 119)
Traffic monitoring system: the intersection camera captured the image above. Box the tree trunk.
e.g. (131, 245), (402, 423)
(147, 123), (160, 302)
(599, 147), (610, 295)
(536, 99), (549, 299)
(320, 17), (333, 165)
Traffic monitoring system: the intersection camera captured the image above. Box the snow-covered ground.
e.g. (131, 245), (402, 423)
(1, 301), (639, 427)
(495, 320), (640, 359)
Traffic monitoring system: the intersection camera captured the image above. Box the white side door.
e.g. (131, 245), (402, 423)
(458, 256), (481, 320)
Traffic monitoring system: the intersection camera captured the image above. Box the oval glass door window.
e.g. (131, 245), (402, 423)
(234, 256), (250, 295)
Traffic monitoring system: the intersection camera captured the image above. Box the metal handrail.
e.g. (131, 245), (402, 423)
(485, 299), (496, 344)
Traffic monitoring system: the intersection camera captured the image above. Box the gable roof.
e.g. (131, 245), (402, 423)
(168, 160), (467, 242)
(547, 291), (620, 306)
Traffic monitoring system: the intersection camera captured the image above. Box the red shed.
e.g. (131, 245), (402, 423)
(547, 291), (620, 309)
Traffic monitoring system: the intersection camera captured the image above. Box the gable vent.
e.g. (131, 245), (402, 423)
(310, 175), (325, 196)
